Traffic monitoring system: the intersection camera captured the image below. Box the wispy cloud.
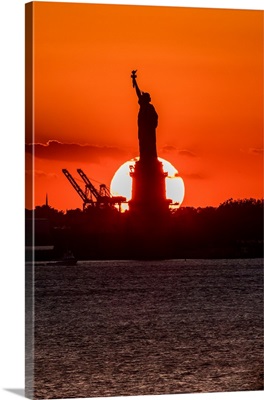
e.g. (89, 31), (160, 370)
(161, 146), (197, 158)
(178, 150), (196, 158)
(25, 169), (59, 179)
(26, 140), (126, 163)
(162, 145), (177, 153)
(249, 148), (263, 155)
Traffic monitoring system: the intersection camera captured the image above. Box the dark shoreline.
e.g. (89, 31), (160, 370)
(27, 248), (263, 263)
(26, 198), (263, 262)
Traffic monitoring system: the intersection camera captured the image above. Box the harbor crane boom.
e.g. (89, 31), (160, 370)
(77, 169), (100, 201)
(63, 168), (126, 211)
(62, 169), (93, 210)
(77, 169), (126, 207)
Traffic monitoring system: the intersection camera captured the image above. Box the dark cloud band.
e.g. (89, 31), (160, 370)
(26, 140), (125, 163)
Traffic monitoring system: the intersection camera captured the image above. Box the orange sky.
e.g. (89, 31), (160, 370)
(26, 2), (263, 211)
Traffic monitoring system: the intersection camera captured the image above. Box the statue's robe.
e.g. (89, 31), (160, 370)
(138, 99), (158, 161)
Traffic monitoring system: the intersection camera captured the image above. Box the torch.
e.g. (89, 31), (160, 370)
(131, 70), (137, 87)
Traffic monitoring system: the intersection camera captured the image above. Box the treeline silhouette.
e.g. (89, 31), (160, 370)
(26, 198), (263, 260)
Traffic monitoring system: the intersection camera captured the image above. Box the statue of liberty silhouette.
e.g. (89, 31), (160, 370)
(131, 70), (158, 162)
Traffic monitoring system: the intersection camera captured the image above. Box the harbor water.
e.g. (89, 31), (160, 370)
(28, 258), (263, 398)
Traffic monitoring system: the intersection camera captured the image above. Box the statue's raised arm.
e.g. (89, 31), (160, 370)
(131, 70), (141, 99)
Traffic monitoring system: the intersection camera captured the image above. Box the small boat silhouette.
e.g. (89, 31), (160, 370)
(54, 250), (78, 266)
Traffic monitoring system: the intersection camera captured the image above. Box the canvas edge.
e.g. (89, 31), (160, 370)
(25, 2), (34, 399)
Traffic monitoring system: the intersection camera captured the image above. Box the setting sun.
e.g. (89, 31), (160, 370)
(110, 157), (185, 211)
(26, 2), (263, 211)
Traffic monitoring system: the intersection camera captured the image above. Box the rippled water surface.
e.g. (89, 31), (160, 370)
(30, 259), (263, 398)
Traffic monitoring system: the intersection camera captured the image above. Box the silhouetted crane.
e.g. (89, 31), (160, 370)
(62, 168), (126, 211)
(99, 184), (111, 198)
(77, 169), (126, 210)
(62, 169), (93, 210)
(77, 169), (101, 202)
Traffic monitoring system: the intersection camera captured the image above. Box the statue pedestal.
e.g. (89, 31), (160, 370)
(126, 158), (171, 258)
(129, 158), (171, 215)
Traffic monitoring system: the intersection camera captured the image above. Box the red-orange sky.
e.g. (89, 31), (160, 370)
(26, 2), (263, 211)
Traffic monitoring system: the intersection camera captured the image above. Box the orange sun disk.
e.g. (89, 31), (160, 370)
(110, 157), (185, 211)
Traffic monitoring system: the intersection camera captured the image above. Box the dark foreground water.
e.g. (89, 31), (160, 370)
(29, 259), (263, 398)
